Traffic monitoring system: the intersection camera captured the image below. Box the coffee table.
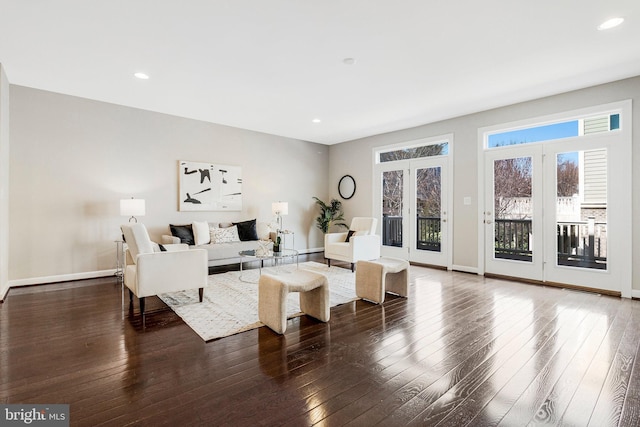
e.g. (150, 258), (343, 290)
(238, 248), (299, 282)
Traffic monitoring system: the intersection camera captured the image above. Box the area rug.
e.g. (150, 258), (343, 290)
(158, 261), (358, 341)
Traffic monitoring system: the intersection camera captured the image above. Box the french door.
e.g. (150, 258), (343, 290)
(376, 158), (450, 267)
(483, 133), (630, 295)
(484, 145), (543, 281)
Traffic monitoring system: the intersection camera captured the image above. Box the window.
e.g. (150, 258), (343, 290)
(487, 113), (620, 148)
(377, 142), (448, 163)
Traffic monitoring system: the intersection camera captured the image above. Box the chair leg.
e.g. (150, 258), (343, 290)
(199, 288), (204, 302)
(138, 297), (145, 319)
(139, 297), (146, 328)
(351, 263), (355, 272)
(327, 258), (331, 268)
(128, 289), (134, 310)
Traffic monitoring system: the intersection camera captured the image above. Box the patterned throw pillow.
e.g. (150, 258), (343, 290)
(210, 225), (241, 244)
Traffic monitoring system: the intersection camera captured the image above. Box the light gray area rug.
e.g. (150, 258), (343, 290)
(159, 261), (358, 341)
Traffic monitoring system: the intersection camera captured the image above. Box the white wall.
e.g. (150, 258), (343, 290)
(9, 86), (329, 283)
(329, 75), (640, 290)
(0, 64), (9, 299)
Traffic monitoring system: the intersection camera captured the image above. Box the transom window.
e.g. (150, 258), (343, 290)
(487, 113), (620, 148)
(377, 141), (448, 163)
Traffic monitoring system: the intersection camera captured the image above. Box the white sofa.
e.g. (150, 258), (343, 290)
(161, 220), (275, 267)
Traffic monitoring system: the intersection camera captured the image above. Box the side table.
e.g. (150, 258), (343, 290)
(114, 239), (125, 284)
(279, 230), (295, 250)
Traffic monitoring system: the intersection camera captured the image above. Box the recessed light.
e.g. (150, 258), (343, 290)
(343, 58), (356, 65)
(312, 118), (322, 123)
(134, 72), (149, 80)
(598, 17), (624, 30)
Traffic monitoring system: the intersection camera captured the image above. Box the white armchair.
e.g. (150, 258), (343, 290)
(121, 223), (208, 325)
(324, 217), (381, 272)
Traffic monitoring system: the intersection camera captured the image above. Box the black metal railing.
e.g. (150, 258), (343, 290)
(493, 218), (607, 269)
(383, 216), (607, 269)
(382, 215), (403, 247)
(557, 220), (607, 269)
(382, 215), (441, 251)
(494, 219), (533, 261)
(416, 216), (441, 251)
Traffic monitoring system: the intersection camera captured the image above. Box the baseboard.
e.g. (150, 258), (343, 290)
(7, 248), (326, 288)
(300, 247), (324, 255)
(632, 289), (640, 299)
(452, 264), (479, 274)
(9, 269), (116, 288)
(0, 285), (8, 302)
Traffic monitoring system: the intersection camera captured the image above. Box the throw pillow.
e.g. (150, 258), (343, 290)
(192, 220), (211, 246)
(233, 219), (259, 241)
(170, 224), (195, 245)
(210, 225), (241, 244)
(345, 230), (356, 242)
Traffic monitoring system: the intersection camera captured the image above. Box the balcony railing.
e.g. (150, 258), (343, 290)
(494, 218), (607, 269)
(383, 216), (607, 269)
(382, 215), (441, 251)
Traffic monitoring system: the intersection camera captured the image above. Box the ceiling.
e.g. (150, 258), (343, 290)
(1, 1), (639, 145)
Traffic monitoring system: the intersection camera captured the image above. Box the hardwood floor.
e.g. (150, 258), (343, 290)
(2, 255), (640, 426)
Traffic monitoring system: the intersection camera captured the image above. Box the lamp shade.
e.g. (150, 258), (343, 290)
(120, 198), (146, 217)
(272, 202), (288, 216)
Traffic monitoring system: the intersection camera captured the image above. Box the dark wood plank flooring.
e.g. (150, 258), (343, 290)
(2, 254), (640, 426)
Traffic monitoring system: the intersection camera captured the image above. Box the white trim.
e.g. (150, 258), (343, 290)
(632, 289), (640, 299)
(372, 133), (454, 270)
(481, 101), (627, 149)
(9, 269), (117, 287)
(477, 99), (633, 297)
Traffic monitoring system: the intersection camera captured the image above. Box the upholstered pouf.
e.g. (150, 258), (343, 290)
(259, 269), (330, 334)
(355, 257), (409, 304)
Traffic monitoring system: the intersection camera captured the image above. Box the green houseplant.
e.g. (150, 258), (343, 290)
(313, 197), (348, 233)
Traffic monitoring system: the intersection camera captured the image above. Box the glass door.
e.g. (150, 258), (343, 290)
(410, 159), (449, 266)
(483, 136), (630, 295)
(484, 145), (543, 281)
(378, 163), (408, 259)
(542, 135), (627, 294)
(375, 159), (450, 267)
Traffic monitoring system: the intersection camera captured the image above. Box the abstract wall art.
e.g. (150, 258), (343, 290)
(179, 160), (242, 211)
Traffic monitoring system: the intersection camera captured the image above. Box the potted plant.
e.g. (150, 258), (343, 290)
(313, 197), (348, 233)
(273, 235), (282, 254)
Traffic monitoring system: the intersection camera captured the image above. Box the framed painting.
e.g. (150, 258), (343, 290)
(178, 160), (242, 211)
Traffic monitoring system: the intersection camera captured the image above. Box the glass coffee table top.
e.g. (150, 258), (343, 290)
(238, 248), (299, 282)
(239, 248), (298, 259)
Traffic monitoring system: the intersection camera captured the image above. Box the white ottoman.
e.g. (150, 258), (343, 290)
(259, 269), (330, 334)
(355, 257), (409, 304)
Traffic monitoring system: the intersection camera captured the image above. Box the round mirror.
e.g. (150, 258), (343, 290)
(338, 175), (356, 200)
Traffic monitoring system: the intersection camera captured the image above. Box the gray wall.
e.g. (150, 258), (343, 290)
(329, 75), (640, 290)
(0, 64), (9, 299)
(9, 86), (329, 283)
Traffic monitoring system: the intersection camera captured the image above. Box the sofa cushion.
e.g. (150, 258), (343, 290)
(233, 219), (259, 241)
(192, 220), (211, 246)
(170, 224), (195, 245)
(210, 225), (241, 243)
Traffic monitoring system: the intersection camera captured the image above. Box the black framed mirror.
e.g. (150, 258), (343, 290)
(338, 175), (356, 200)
